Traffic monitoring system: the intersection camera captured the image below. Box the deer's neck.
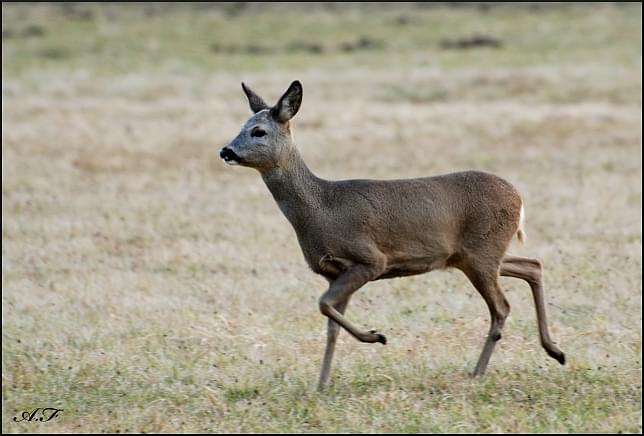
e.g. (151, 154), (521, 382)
(260, 147), (324, 229)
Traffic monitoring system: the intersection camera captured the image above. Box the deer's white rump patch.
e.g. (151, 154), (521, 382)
(517, 203), (526, 244)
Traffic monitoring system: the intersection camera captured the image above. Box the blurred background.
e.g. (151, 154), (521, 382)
(2, 2), (641, 433)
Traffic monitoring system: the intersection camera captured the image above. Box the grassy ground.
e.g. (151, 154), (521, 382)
(2, 2), (642, 433)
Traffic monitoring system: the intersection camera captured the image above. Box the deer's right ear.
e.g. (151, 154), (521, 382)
(271, 80), (303, 123)
(241, 82), (269, 113)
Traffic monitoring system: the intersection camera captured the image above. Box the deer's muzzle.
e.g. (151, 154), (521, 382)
(220, 147), (242, 165)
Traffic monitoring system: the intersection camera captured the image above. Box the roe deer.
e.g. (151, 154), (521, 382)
(220, 80), (565, 391)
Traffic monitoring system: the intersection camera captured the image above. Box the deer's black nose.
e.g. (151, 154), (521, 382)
(220, 147), (240, 163)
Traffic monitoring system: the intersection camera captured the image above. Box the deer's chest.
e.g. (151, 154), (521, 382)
(293, 228), (349, 281)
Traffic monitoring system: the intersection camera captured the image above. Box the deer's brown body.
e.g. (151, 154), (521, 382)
(220, 81), (565, 391)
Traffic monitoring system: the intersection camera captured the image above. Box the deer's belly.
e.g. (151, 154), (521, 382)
(376, 256), (447, 280)
(301, 242), (454, 282)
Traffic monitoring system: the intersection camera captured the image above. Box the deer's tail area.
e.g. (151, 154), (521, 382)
(517, 202), (526, 244)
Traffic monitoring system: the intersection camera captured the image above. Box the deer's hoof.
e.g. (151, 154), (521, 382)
(369, 329), (387, 345)
(548, 349), (566, 365)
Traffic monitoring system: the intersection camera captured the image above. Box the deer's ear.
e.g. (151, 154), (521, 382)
(271, 80), (302, 123)
(241, 82), (269, 113)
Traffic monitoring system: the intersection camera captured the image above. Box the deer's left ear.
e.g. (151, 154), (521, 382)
(242, 82), (269, 113)
(271, 80), (302, 123)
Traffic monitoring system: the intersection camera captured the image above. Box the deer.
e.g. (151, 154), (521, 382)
(219, 80), (566, 391)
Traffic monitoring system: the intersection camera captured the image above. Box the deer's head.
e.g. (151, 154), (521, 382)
(220, 81), (302, 171)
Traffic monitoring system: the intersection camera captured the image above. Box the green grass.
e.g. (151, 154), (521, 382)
(3, 324), (639, 432)
(2, 2), (642, 433)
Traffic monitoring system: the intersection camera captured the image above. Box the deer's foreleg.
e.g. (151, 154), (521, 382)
(318, 296), (351, 391)
(318, 264), (386, 345)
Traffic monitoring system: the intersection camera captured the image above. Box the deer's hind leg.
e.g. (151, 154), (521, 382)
(461, 262), (510, 377)
(500, 255), (565, 365)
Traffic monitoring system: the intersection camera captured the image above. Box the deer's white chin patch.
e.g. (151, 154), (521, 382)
(225, 159), (240, 166)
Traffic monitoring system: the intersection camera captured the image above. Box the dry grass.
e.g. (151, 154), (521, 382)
(2, 3), (642, 433)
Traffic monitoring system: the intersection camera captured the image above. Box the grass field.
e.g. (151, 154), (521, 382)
(2, 2), (642, 433)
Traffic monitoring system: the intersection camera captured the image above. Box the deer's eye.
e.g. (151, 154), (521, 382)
(251, 129), (266, 138)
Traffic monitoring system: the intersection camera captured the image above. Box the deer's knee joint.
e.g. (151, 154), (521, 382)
(318, 297), (332, 316)
(532, 258), (543, 270)
(492, 332), (502, 342)
(529, 259), (543, 277)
